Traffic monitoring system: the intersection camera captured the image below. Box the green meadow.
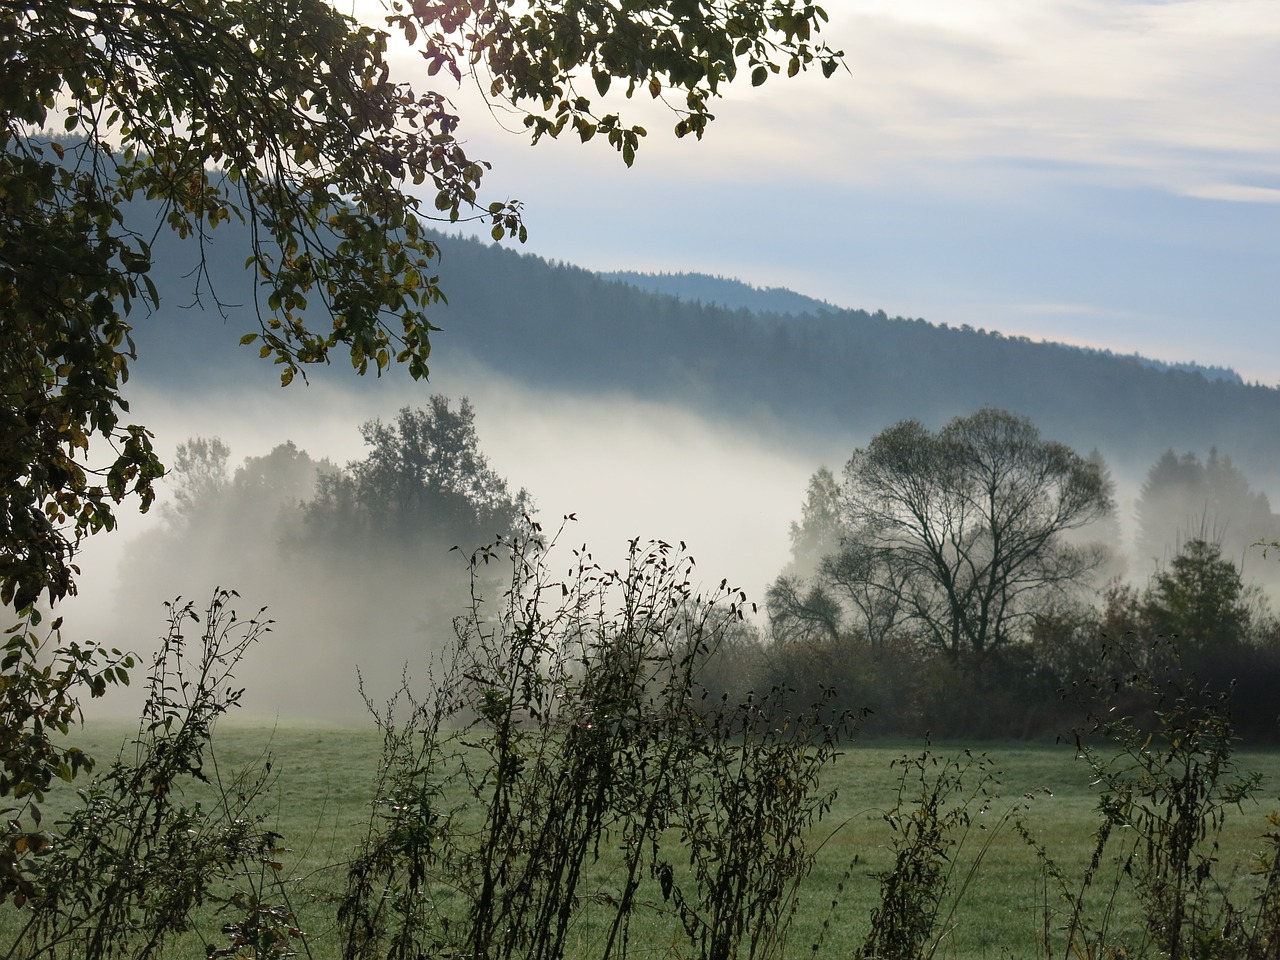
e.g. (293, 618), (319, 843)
(23, 722), (1279, 960)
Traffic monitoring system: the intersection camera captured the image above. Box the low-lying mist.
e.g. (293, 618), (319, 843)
(55, 353), (1280, 722)
(62, 361), (836, 719)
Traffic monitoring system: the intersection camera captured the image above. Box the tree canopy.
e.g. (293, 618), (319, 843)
(1, 0), (842, 612)
(1143, 539), (1254, 652)
(771, 409), (1115, 657)
(301, 398), (528, 552)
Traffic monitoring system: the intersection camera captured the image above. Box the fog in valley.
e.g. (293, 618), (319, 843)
(56, 338), (1280, 723)
(62, 362), (836, 718)
(38, 159), (1275, 727)
(43, 164), (1280, 725)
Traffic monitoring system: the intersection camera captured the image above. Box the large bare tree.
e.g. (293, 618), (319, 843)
(779, 409), (1114, 657)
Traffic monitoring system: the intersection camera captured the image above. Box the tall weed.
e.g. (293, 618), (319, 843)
(1036, 647), (1280, 960)
(339, 519), (857, 960)
(1, 590), (298, 960)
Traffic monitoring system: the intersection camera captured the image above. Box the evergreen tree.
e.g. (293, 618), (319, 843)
(1134, 448), (1277, 575)
(786, 466), (843, 578)
(1143, 539), (1253, 650)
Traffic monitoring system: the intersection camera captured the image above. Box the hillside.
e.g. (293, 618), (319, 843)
(127, 227), (1280, 483)
(599, 271), (839, 316)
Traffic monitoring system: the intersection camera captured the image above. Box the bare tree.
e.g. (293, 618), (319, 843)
(819, 530), (912, 654)
(831, 408), (1113, 657)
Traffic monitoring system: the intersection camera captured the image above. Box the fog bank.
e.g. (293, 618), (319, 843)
(61, 362), (839, 719)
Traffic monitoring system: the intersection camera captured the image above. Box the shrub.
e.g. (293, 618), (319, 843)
(1039, 662), (1280, 959)
(2, 590), (295, 960)
(340, 519), (859, 960)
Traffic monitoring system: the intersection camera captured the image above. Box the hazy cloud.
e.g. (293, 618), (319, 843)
(1186, 184), (1280, 204)
(692, 0), (1280, 198)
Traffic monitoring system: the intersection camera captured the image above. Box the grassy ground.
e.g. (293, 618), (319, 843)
(12, 722), (1280, 960)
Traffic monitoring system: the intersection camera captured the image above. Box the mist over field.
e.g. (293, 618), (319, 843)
(64, 361), (835, 718)
(43, 179), (1280, 723)
(60, 331), (1280, 722)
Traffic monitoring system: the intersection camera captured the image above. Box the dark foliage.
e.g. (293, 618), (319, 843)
(339, 520), (856, 960)
(300, 397), (529, 554)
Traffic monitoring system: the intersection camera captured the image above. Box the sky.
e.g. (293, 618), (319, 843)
(370, 0), (1279, 383)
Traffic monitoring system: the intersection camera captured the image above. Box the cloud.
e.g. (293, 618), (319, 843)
(579, 0), (1280, 198)
(358, 0), (1278, 213)
(1185, 183), (1280, 204)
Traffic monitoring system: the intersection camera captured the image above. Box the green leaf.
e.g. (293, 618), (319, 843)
(752, 65), (768, 86)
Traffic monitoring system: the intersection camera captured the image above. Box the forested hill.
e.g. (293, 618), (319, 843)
(607, 271), (1244, 385)
(429, 235), (1280, 478)
(599, 271), (839, 316)
(130, 227), (1280, 481)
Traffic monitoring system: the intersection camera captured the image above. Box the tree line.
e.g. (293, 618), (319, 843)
(751, 409), (1280, 739)
(408, 234), (1280, 487)
(145, 401), (1280, 740)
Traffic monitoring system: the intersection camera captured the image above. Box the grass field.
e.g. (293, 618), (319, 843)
(17, 720), (1278, 960)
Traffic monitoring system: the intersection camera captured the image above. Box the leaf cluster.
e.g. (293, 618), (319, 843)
(4, 0), (477, 607)
(389, 1), (843, 162)
(0, 609), (134, 909)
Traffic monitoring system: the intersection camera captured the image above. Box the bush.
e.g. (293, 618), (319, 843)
(2, 590), (295, 960)
(340, 519), (859, 960)
(1040, 665), (1280, 960)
